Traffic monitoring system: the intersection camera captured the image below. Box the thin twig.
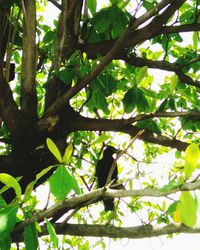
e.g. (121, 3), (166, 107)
(48, 0), (62, 10)
(106, 129), (144, 185)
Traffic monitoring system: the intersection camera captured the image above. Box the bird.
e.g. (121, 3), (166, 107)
(95, 146), (118, 211)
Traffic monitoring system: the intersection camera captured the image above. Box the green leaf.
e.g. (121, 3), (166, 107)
(169, 97), (177, 111)
(0, 204), (19, 241)
(193, 32), (199, 51)
(180, 8), (195, 24)
(91, 74), (117, 97)
(43, 29), (56, 44)
(46, 138), (62, 163)
(166, 201), (178, 215)
(0, 236), (11, 250)
(91, 8), (110, 34)
(63, 144), (73, 164)
(178, 191), (197, 227)
(184, 143), (200, 179)
(49, 165), (80, 201)
(143, 0), (156, 11)
(170, 74), (178, 94)
(87, 90), (110, 114)
(0, 197), (6, 208)
(59, 67), (74, 84)
(24, 165), (57, 201)
(158, 98), (169, 111)
(45, 219), (59, 248)
(136, 66), (148, 84)
(123, 88), (150, 113)
(23, 181), (35, 201)
(0, 173), (22, 199)
(88, 0), (96, 15)
(110, 6), (129, 38)
(136, 119), (161, 135)
(123, 88), (136, 113)
(160, 179), (181, 192)
(92, 133), (110, 145)
(136, 90), (150, 112)
(36, 165), (57, 181)
(24, 223), (39, 250)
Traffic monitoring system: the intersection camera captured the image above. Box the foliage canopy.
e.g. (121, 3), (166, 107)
(0, 0), (200, 249)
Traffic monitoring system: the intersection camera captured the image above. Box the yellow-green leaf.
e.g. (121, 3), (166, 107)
(193, 32), (199, 51)
(92, 133), (110, 145)
(0, 174), (22, 199)
(136, 66), (148, 85)
(173, 209), (182, 223)
(36, 165), (57, 181)
(23, 181), (35, 200)
(63, 144), (73, 164)
(170, 74), (178, 94)
(46, 138), (62, 163)
(178, 191), (197, 227)
(184, 143), (200, 179)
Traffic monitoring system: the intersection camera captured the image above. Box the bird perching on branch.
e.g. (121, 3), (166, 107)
(95, 146), (119, 211)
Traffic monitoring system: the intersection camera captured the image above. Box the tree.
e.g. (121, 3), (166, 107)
(0, 0), (200, 248)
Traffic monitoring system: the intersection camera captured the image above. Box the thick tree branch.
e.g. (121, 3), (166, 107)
(123, 111), (200, 124)
(121, 125), (188, 151)
(66, 115), (188, 151)
(13, 223), (200, 242)
(123, 55), (200, 88)
(0, 71), (23, 138)
(161, 23), (200, 35)
(12, 179), (200, 241)
(176, 69), (200, 88)
(80, 23), (200, 59)
(45, 0), (83, 108)
(44, 223), (200, 239)
(21, 0), (37, 120)
(37, 108), (189, 152)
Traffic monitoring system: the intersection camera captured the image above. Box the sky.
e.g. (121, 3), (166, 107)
(42, 1), (200, 249)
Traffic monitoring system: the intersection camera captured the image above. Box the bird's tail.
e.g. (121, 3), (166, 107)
(103, 198), (114, 211)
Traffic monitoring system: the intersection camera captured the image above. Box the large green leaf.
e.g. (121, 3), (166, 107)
(178, 191), (197, 227)
(0, 204), (19, 241)
(136, 119), (161, 135)
(91, 6), (129, 38)
(91, 8), (110, 34)
(136, 66), (148, 84)
(0, 236), (11, 250)
(0, 173), (22, 199)
(49, 165), (80, 201)
(91, 74), (117, 97)
(109, 6), (129, 38)
(88, 0), (96, 15)
(92, 133), (110, 145)
(45, 219), (59, 248)
(24, 223), (39, 250)
(87, 90), (110, 114)
(184, 143), (200, 179)
(59, 67), (75, 84)
(123, 88), (136, 113)
(123, 88), (150, 113)
(46, 138), (62, 163)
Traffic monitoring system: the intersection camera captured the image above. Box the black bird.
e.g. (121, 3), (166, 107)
(96, 146), (118, 211)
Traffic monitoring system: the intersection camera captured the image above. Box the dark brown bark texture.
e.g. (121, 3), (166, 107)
(0, 0), (198, 205)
